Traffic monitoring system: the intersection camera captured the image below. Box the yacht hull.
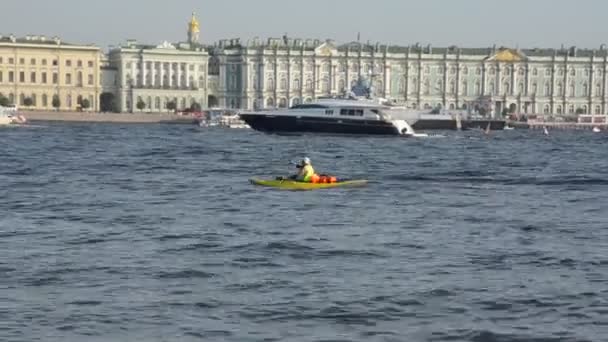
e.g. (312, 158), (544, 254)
(239, 113), (401, 135)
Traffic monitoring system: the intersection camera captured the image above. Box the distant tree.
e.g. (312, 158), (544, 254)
(136, 98), (146, 112)
(23, 97), (34, 107)
(81, 98), (91, 111)
(575, 107), (585, 115)
(0, 95), (11, 107)
(501, 108), (509, 117)
(166, 101), (177, 112)
(190, 102), (202, 112)
(52, 95), (61, 110)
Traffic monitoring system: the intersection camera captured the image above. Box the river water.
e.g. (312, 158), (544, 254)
(1, 123), (607, 342)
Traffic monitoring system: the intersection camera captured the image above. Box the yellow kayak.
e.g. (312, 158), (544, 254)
(250, 178), (368, 190)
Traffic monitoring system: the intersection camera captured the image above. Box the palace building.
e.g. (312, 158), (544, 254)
(213, 37), (608, 116)
(107, 12), (215, 113)
(0, 34), (101, 111)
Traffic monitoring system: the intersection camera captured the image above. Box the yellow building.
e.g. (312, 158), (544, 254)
(0, 34), (101, 111)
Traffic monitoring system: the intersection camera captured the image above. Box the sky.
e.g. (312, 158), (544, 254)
(3, 0), (607, 51)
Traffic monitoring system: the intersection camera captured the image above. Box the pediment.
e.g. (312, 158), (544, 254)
(486, 48), (527, 63)
(315, 41), (337, 57)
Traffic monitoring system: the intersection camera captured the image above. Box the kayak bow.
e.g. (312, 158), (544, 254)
(250, 178), (368, 190)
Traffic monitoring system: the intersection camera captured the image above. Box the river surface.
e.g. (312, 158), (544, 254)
(1, 123), (607, 342)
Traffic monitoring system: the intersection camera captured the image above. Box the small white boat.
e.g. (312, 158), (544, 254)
(504, 125), (515, 130)
(592, 127), (601, 133)
(0, 105), (27, 125)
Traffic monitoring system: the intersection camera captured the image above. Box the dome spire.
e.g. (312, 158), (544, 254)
(188, 11), (200, 44)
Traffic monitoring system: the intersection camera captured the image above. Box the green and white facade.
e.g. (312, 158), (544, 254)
(212, 37), (608, 116)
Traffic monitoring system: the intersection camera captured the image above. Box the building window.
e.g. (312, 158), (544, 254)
(88, 74), (94, 85)
(42, 59), (47, 66)
(0, 71), (2, 83)
(462, 81), (468, 95)
(475, 67), (481, 75)
(66, 73), (72, 85)
(450, 66), (456, 75)
(558, 69), (564, 76)
(531, 82), (538, 94)
(52, 59), (58, 66)
(30, 72), (36, 83)
(596, 83), (602, 96)
(306, 78), (312, 91)
(545, 68), (551, 76)
(518, 82), (524, 94)
(474, 81), (480, 95)
(30, 58), (36, 65)
(462, 66), (468, 75)
(339, 79), (346, 92)
(568, 104), (574, 114)
(569, 83), (575, 97)
(67, 95), (72, 108)
(66, 60), (72, 67)
(267, 78), (274, 90)
(504, 67), (511, 76)
(9, 58), (14, 64)
(19, 71), (25, 83)
(77, 71), (83, 86)
(557, 82), (563, 96)
(543, 104), (550, 114)
(53, 73), (58, 84)
(489, 67), (495, 75)
(544, 82), (551, 96)
(518, 68), (524, 76)
(595, 105), (602, 114)
(570, 69), (576, 76)
(293, 78), (300, 90)
(449, 80), (456, 94)
(19, 58), (25, 65)
(88, 61), (94, 68)
(582, 83), (588, 96)
(280, 78), (287, 90)
(532, 68), (538, 76)
(503, 82), (510, 95)
(42, 94), (48, 107)
(9, 71), (14, 82)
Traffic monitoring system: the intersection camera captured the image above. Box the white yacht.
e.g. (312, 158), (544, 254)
(239, 98), (424, 137)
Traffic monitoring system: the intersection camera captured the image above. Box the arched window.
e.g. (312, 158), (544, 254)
(42, 94), (48, 107)
(518, 82), (524, 94)
(424, 103), (431, 109)
(582, 83), (588, 96)
(557, 82), (563, 96)
(410, 78), (418, 93)
(518, 67), (525, 76)
(449, 103), (456, 110)
(306, 79), (313, 91)
(556, 105), (562, 114)
(582, 105), (588, 114)
(338, 79), (345, 92)
(543, 104), (550, 114)
(398, 77), (405, 93)
(532, 68), (538, 76)
(544, 82), (551, 96)
(436, 80), (443, 93)
(267, 78), (274, 90)
(595, 105), (602, 114)
(489, 67), (496, 75)
(278, 98), (287, 108)
(423, 79), (430, 95)
(569, 83), (575, 97)
(570, 68), (576, 76)
(266, 97), (274, 107)
(449, 80), (456, 94)
(488, 82), (495, 95)
(596, 83), (602, 96)
(475, 67), (481, 75)
(280, 78), (287, 90)
(568, 104), (575, 114)
(474, 81), (481, 95)
(293, 78), (300, 90)
(531, 82), (538, 94)
(503, 82), (510, 95)
(155, 97), (161, 109)
(321, 78), (329, 92)
(462, 81), (468, 96)
(291, 98), (301, 106)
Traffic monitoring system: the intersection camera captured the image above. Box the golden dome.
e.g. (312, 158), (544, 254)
(189, 12), (200, 33)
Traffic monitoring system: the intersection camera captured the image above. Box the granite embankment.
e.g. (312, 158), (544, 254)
(22, 111), (198, 124)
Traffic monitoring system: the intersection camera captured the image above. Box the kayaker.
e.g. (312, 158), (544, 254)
(291, 157), (316, 182)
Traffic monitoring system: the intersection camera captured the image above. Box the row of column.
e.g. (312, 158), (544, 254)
(130, 61), (204, 88)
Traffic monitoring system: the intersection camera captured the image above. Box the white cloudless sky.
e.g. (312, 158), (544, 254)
(3, 0), (607, 51)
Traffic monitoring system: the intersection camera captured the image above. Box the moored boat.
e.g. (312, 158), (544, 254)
(0, 105), (27, 125)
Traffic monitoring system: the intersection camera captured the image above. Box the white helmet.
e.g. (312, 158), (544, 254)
(302, 157), (311, 165)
